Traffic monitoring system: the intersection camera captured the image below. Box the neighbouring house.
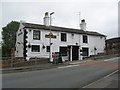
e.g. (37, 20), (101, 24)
(15, 12), (106, 62)
(105, 37), (120, 55)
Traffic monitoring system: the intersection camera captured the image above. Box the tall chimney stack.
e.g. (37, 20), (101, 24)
(43, 12), (50, 26)
(80, 19), (86, 30)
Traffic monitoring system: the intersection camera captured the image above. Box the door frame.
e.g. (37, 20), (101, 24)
(68, 45), (80, 61)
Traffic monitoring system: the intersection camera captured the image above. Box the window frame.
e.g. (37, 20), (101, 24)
(82, 47), (89, 56)
(83, 35), (88, 43)
(61, 33), (67, 42)
(31, 45), (40, 52)
(60, 46), (67, 56)
(33, 30), (41, 40)
(46, 46), (50, 52)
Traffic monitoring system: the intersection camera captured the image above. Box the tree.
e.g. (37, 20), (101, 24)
(0, 46), (1, 58)
(2, 21), (20, 58)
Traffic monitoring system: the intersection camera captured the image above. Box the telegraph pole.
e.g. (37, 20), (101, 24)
(77, 11), (82, 60)
(49, 12), (54, 62)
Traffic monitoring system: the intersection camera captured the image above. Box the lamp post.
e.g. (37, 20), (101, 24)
(49, 12), (54, 62)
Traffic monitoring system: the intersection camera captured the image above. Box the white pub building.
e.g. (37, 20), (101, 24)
(15, 12), (106, 62)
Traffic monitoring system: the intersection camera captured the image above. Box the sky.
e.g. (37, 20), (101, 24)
(0, 0), (119, 43)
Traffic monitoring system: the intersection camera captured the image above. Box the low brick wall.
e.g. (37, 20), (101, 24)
(0, 61), (2, 68)
(2, 58), (49, 68)
(2, 60), (11, 68)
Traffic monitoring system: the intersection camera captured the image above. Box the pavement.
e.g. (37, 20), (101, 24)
(1, 62), (67, 74)
(1, 57), (119, 74)
(82, 70), (119, 88)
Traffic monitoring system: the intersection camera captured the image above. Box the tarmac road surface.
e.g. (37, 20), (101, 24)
(2, 57), (119, 88)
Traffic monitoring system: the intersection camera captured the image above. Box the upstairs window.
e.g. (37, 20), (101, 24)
(61, 33), (67, 42)
(31, 45), (40, 52)
(83, 35), (88, 43)
(46, 46), (50, 52)
(33, 30), (40, 40)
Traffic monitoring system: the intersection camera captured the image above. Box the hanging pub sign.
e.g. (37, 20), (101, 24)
(45, 33), (56, 39)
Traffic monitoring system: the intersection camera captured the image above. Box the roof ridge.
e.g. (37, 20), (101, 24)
(22, 22), (106, 37)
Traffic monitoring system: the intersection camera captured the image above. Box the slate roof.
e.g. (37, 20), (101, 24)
(22, 22), (106, 37)
(106, 37), (120, 44)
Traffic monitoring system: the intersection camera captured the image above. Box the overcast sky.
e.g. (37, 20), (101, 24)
(0, 0), (119, 42)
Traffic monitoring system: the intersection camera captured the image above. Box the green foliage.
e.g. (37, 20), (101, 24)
(2, 21), (20, 57)
(0, 47), (1, 58)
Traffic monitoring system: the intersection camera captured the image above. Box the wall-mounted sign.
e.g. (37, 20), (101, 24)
(45, 33), (56, 39)
(18, 32), (23, 36)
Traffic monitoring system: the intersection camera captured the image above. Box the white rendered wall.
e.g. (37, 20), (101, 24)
(15, 26), (106, 61)
(15, 22), (24, 57)
(88, 35), (105, 55)
(25, 29), (81, 61)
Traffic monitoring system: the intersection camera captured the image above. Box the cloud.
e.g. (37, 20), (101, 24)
(0, 3), (2, 43)
(1, 1), (118, 41)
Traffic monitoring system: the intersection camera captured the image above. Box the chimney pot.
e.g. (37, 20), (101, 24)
(80, 19), (86, 30)
(45, 12), (49, 16)
(81, 19), (85, 22)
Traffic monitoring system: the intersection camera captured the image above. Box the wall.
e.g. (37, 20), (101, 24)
(15, 22), (25, 57)
(15, 26), (106, 61)
(88, 35), (105, 55)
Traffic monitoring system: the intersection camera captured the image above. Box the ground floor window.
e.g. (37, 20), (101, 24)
(60, 47), (67, 56)
(82, 47), (89, 56)
(31, 45), (40, 52)
(46, 46), (50, 52)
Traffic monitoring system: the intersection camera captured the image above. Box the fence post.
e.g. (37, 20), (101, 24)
(35, 57), (37, 65)
(11, 58), (13, 67)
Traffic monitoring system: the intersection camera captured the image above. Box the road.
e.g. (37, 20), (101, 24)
(2, 57), (119, 88)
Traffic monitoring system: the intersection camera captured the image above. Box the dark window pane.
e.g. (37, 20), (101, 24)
(82, 47), (89, 56)
(61, 33), (67, 41)
(83, 35), (88, 43)
(31, 45), (40, 52)
(60, 47), (67, 56)
(33, 30), (40, 40)
(46, 46), (50, 52)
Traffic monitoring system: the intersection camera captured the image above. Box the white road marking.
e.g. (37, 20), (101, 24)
(58, 65), (80, 69)
(104, 58), (118, 61)
(103, 70), (118, 78)
(104, 59), (113, 61)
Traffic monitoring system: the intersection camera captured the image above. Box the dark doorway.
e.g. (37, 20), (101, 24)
(72, 46), (79, 60)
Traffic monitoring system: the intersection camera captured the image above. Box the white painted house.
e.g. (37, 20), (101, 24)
(15, 12), (106, 62)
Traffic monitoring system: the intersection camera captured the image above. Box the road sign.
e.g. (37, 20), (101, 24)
(45, 33), (56, 38)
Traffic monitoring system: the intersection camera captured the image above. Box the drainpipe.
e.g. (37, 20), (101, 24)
(70, 46), (72, 61)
